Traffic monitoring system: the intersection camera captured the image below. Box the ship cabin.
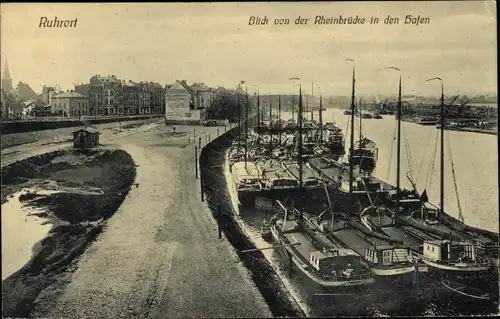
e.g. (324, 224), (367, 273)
(422, 240), (488, 266)
(303, 121), (316, 130)
(267, 174), (299, 190)
(310, 247), (366, 281)
(303, 176), (320, 188)
(323, 122), (336, 130)
(364, 245), (412, 266)
(232, 161), (262, 192)
(327, 133), (343, 144)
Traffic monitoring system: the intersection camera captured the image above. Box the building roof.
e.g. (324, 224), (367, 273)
(179, 80), (193, 94)
(166, 80), (193, 95)
(96, 75), (120, 83)
(53, 91), (86, 98)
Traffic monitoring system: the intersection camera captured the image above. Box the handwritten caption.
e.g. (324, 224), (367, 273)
(249, 15), (431, 26)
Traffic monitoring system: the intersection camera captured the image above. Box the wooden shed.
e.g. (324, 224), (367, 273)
(73, 127), (99, 148)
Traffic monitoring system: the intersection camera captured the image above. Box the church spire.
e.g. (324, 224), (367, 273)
(2, 59), (13, 92)
(3, 60), (11, 80)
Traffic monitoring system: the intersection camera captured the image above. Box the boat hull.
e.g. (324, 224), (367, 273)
(350, 155), (377, 172)
(237, 190), (258, 207)
(270, 225), (381, 315)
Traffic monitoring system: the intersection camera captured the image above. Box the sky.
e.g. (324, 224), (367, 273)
(0, 1), (497, 96)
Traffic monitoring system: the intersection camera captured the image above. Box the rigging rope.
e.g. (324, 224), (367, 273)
(384, 122), (397, 182)
(425, 130), (439, 194)
(341, 116), (350, 162)
(446, 133), (464, 223)
(415, 128), (437, 184)
(402, 124), (414, 181)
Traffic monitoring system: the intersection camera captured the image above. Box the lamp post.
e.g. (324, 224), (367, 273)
(426, 76), (445, 217)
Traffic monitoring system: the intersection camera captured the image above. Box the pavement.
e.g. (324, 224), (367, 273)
(3, 121), (272, 318)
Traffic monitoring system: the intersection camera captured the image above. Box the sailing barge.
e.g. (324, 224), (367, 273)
(269, 201), (376, 298)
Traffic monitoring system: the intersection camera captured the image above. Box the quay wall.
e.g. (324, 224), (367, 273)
(198, 117), (305, 318)
(1, 115), (162, 135)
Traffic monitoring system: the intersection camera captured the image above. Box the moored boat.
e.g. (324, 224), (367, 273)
(270, 201), (376, 304)
(417, 116), (438, 125)
(350, 137), (378, 172)
(231, 161), (262, 206)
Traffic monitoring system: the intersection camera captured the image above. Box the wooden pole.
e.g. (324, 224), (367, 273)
(195, 146), (198, 179)
(199, 137), (202, 149)
(193, 128), (196, 140)
(413, 257), (419, 290)
(200, 172), (204, 202)
(217, 203), (222, 239)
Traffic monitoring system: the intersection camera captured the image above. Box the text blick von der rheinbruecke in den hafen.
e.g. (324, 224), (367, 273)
(248, 15), (431, 26)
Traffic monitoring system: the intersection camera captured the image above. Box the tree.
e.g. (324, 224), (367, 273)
(207, 90), (255, 121)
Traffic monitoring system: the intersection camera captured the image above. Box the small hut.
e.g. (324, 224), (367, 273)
(73, 127), (99, 148)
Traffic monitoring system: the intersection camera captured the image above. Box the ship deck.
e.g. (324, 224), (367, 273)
(257, 159), (296, 182)
(333, 228), (391, 257)
(308, 157), (393, 192)
(380, 226), (423, 252)
(282, 160), (319, 181)
(283, 230), (318, 261)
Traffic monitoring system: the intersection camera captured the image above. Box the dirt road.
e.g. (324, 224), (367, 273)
(16, 122), (271, 317)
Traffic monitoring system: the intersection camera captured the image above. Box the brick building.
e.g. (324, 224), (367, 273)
(88, 75), (122, 115)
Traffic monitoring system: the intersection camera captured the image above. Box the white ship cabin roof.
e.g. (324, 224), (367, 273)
(311, 248), (358, 260)
(423, 239), (478, 262)
(425, 239), (475, 248)
(310, 248), (362, 273)
(281, 220), (298, 232)
(232, 161), (261, 179)
(374, 244), (397, 251)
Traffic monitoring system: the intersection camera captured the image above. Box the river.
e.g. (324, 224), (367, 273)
(1, 189), (52, 280)
(314, 108), (498, 233)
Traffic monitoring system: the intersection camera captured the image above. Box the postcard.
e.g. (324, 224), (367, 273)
(1, 2), (498, 318)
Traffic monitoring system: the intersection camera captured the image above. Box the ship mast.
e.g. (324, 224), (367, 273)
(359, 97), (362, 147)
(439, 82), (445, 218)
(237, 93), (241, 145)
(298, 85), (304, 191)
(349, 67), (356, 194)
(425, 76), (445, 218)
(278, 95), (282, 145)
(245, 86), (249, 167)
(319, 94), (323, 142)
(257, 93), (261, 145)
(396, 74), (402, 219)
(269, 96), (273, 158)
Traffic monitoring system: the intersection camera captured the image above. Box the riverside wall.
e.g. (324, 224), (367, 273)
(1, 115), (163, 135)
(198, 117), (305, 318)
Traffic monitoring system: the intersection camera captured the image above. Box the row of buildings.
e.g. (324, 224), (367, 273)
(2, 61), (219, 118)
(53, 75), (217, 118)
